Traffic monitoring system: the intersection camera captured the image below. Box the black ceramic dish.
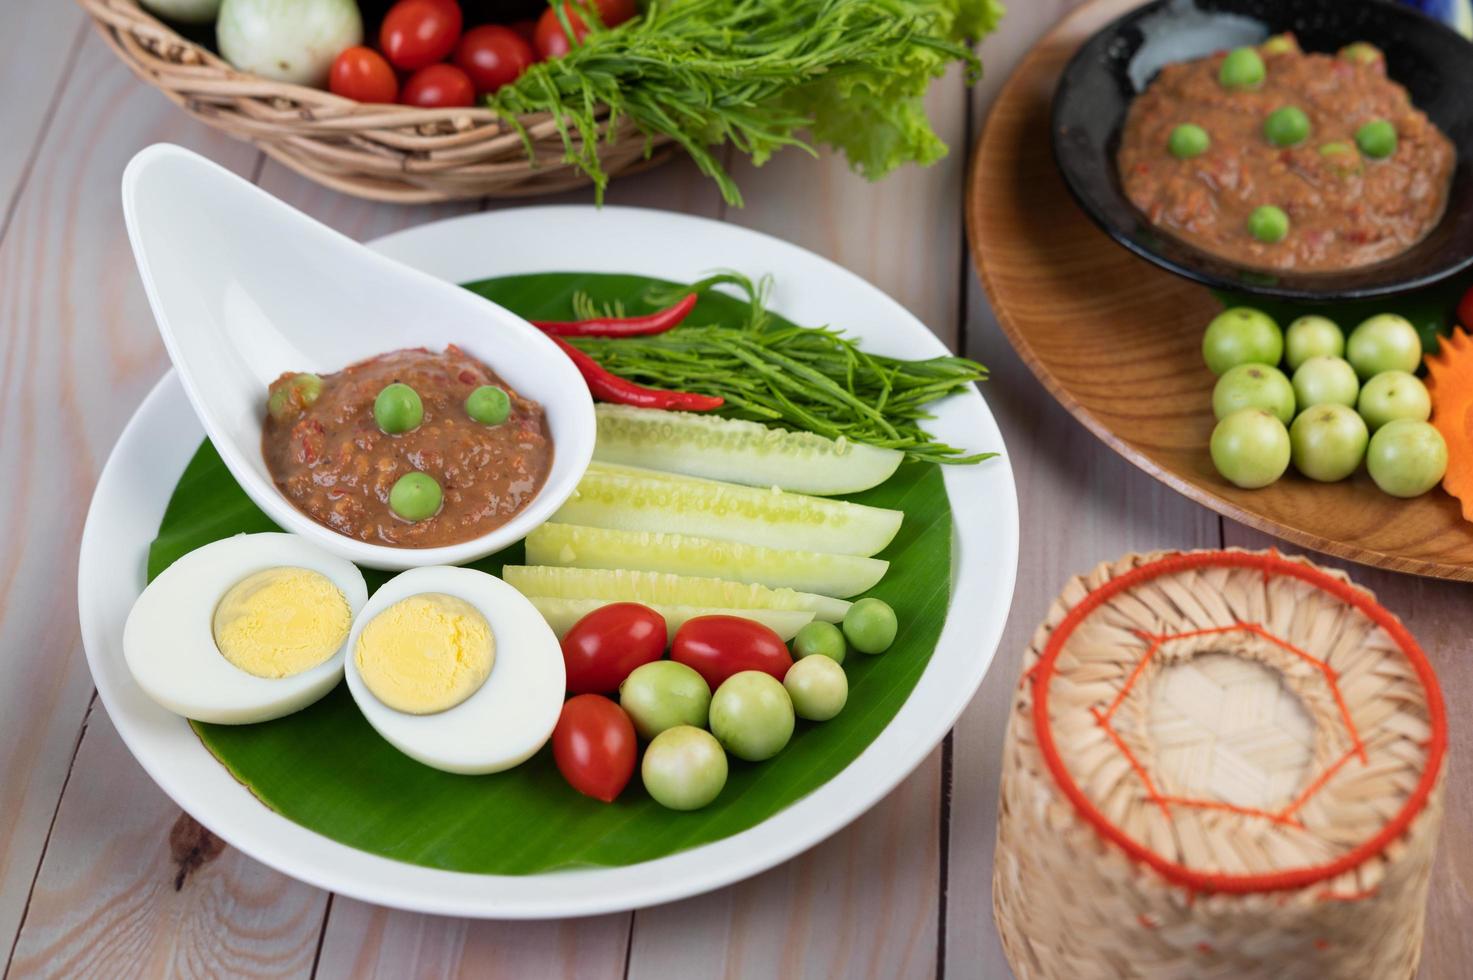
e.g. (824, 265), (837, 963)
(1052, 0), (1473, 301)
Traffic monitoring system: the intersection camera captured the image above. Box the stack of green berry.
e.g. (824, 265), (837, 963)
(629, 597), (899, 812)
(1203, 307), (1448, 496)
(1167, 38), (1401, 247)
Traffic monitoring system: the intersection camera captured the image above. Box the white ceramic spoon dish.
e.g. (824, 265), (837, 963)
(120, 144), (594, 571)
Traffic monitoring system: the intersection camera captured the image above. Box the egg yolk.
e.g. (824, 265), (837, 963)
(212, 567), (351, 678)
(355, 593), (494, 715)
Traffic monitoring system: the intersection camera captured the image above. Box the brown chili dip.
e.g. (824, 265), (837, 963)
(1117, 35), (1455, 272)
(263, 345), (552, 548)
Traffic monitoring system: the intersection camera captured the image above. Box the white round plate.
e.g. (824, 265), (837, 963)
(77, 206), (1019, 918)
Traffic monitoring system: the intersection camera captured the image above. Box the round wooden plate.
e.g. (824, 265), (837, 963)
(967, 0), (1473, 582)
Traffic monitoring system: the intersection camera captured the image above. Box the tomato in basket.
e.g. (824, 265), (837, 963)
(380, 0), (464, 71)
(401, 63), (476, 108)
(328, 46), (398, 104)
(455, 25), (536, 94)
(533, 0), (638, 60)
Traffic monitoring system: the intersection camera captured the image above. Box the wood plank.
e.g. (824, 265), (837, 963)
(721, 68), (969, 350)
(7, 703), (327, 979)
(1221, 523), (1473, 980)
(0, 4), (86, 232)
(627, 746), (943, 980)
(945, 6), (1218, 975)
(0, 31), (263, 967)
(313, 899), (629, 980)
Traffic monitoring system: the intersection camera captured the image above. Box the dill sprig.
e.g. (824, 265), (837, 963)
(488, 0), (990, 205)
(568, 272), (995, 464)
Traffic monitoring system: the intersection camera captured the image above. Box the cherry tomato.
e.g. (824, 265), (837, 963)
(671, 616), (793, 690)
(552, 694), (637, 803)
(533, 5), (588, 59)
(533, 0), (638, 58)
(380, 0), (464, 72)
(400, 64), (476, 108)
(562, 602), (667, 694)
(590, 0), (637, 27)
(328, 46), (399, 104)
(1458, 284), (1473, 331)
(454, 25), (536, 95)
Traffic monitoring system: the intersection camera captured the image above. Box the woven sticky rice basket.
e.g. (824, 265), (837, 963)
(78, 0), (673, 203)
(994, 549), (1447, 980)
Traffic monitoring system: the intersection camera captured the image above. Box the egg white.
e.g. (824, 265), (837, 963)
(345, 566), (566, 775)
(123, 532), (368, 724)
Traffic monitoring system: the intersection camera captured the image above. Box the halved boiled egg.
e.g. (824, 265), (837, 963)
(344, 566), (565, 775)
(124, 533), (368, 724)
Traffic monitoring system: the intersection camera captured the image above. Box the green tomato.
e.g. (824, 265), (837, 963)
(641, 726), (727, 811)
(792, 621), (845, 664)
(843, 597), (897, 655)
(388, 471), (442, 521)
(1168, 124), (1211, 159)
(1212, 363), (1295, 425)
(1263, 106), (1310, 147)
(1366, 420), (1448, 498)
(1218, 46), (1265, 89)
(1292, 356), (1360, 409)
(1284, 315), (1345, 370)
(784, 655), (848, 722)
(1209, 409), (1290, 489)
(466, 385), (511, 426)
(709, 671), (795, 762)
(619, 661), (711, 740)
(266, 372), (323, 422)
(1346, 314), (1422, 380)
(1357, 371), (1431, 432)
(1290, 404), (1368, 482)
(1355, 119), (1397, 159)
(1202, 308), (1283, 376)
(373, 382), (423, 434)
(1247, 205), (1290, 244)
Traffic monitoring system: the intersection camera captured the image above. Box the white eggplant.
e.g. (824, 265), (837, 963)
(217, 0), (362, 87)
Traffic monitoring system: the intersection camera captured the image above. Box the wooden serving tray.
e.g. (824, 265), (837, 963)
(967, 0), (1473, 581)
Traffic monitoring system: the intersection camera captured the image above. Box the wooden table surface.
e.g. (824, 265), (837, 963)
(1, 2), (1467, 977)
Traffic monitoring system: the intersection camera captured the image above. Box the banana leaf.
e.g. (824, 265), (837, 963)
(146, 273), (952, 874)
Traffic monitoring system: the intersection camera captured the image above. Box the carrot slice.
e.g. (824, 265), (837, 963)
(1425, 326), (1473, 522)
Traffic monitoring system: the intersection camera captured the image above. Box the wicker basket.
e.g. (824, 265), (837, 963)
(78, 0), (674, 203)
(994, 549), (1447, 980)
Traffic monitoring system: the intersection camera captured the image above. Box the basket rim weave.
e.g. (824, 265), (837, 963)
(1029, 549), (1448, 896)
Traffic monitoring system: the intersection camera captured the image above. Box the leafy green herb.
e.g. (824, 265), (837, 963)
(489, 0), (1006, 204)
(568, 272), (995, 464)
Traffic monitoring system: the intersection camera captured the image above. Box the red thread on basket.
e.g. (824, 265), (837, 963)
(1092, 620), (1362, 828)
(1030, 551), (1447, 896)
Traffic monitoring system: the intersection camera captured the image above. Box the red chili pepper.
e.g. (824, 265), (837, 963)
(550, 336), (724, 411)
(533, 293), (698, 338)
(1458, 284), (1473, 331)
